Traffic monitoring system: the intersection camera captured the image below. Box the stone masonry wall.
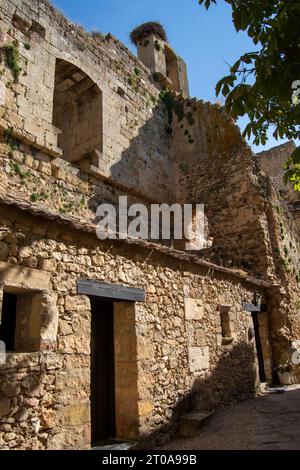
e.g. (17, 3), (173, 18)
(171, 99), (276, 279)
(0, 0), (300, 451)
(0, 205), (265, 449)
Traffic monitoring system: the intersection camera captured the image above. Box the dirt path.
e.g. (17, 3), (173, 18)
(159, 387), (300, 450)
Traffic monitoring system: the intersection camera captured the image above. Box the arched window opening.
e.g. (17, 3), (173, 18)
(52, 59), (102, 165)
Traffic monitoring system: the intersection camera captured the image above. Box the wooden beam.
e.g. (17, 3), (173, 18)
(77, 279), (146, 302)
(242, 302), (267, 313)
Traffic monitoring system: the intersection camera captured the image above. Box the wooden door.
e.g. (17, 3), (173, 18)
(252, 312), (266, 382)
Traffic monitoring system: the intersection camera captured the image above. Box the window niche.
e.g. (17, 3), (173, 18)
(165, 45), (180, 93)
(0, 289), (58, 353)
(52, 59), (103, 167)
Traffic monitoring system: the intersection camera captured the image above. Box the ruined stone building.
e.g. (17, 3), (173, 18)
(257, 141), (300, 236)
(0, 0), (300, 450)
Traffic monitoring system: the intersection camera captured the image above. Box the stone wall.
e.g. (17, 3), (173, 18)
(171, 98), (276, 279)
(257, 141), (300, 239)
(0, 0), (173, 203)
(0, 0), (294, 278)
(169, 97), (300, 378)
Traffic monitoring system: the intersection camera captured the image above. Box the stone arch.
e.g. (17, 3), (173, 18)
(52, 58), (103, 164)
(165, 45), (180, 93)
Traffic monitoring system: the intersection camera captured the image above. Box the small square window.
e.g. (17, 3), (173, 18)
(0, 293), (17, 351)
(0, 291), (42, 352)
(218, 307), (234, 346)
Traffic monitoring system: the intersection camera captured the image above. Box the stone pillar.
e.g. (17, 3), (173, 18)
(137, 33), (166, 76)
(40, 292), (59, 351)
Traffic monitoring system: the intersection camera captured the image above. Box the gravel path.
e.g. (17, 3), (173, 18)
(159, 387), (300, 450)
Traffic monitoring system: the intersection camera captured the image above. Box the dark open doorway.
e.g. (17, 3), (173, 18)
(252, 312), (266, 382)
(90, 298), (116, 445)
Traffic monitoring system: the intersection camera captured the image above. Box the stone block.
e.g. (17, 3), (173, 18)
(0, 81), (6, 107)
(0, 262), (50, 291)
(38, 258), (57, 272)
(0, 381), (21, 397)
(138, 401), (154, 417)
(63, 402), (90, 426)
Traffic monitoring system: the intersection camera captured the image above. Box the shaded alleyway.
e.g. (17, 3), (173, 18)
(160, 387), (300, 450)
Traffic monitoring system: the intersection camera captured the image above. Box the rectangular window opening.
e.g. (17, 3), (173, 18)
(0, 293), (17, 352)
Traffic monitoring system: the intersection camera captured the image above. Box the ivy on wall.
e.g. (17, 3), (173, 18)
(159, 90), (195, 142)
(3, 43), (21, 80)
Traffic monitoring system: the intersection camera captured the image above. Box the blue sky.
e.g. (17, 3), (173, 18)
(51, 0), (288, 152)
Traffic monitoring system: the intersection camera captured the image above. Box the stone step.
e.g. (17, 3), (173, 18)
(180, 411), (214, 437)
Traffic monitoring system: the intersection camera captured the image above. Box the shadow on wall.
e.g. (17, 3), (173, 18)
(0, 353), (49, 443)
(138, 341), (257, 449)
(85, 96), (259, 271)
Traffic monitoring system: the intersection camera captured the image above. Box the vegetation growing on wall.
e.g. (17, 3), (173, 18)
(152, 72), (161, 83)
(159, 90), (195, 142)
(90, 31), (105, 41)
(127, 67), (143, 92)
(4, 127), (20, 154)
(9, 161), (31, 185)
